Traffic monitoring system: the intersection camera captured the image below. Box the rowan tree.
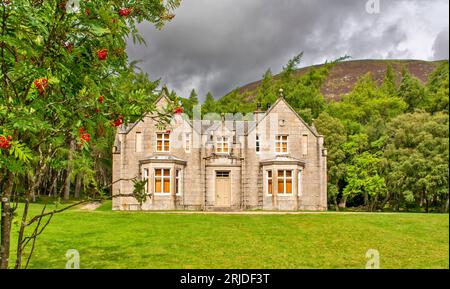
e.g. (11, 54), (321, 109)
(0, 0), (180, 269)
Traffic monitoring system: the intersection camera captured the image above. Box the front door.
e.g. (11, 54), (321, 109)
(215, 171), (231, 207)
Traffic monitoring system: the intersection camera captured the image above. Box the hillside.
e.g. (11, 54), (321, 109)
(226, 59), (446, 102)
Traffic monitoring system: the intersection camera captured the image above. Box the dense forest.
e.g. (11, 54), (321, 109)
(182, 55), (449, 213)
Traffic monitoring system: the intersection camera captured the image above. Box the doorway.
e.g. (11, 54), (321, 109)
(215, 171), (231, 207)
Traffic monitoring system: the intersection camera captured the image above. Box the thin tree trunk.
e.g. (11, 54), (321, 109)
(64, 140), (75, 201)
(15, 197), (30, 269)
(74, 174), (82, 199)
(380, 191), (391, 211)
(364, 191), (369, 207)
(49, 171), (58, 198)
(338, 194), (347, 209)
(1, 172), (15, 269)
(334, 197), (339, 211)
(369, 195), (379, 212)
(396, 193), (401, 212)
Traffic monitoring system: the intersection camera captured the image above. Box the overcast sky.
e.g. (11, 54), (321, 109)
(126, 0), (449, 101)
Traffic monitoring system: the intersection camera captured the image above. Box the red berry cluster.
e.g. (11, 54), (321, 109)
(0, 135), (12, 150)
(79, 128), (91, 143)
(118, 8), (132, 17)
(34, 78), (49, 95)
(112, 115), (124, 127)
(174, 107), (184, 114)
(97, 49), (108, 60)
(95, 95), (104, 114)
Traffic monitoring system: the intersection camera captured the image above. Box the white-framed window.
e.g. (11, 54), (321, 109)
(143, 168), (149, 194)
(256, 134), (261, 153)
(302, 134), (308, 155)
(154, 168), (171, 194)
(175, 169), (182, 195)
(297, 170), (302, 197)
(135, 132), (143, 152)
(185, 133), (192, 153)
(216, 136), (230, 154)
(275, 135), (288, 154)
(266, 170), (273, 195)
(277, 170), (293, 194)
(156, 133), (170, 152)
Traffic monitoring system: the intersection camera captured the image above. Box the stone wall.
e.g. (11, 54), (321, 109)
(112, 96), (327, 211)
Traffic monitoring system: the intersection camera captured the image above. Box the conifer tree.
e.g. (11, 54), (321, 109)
(202, 92), (216, 115)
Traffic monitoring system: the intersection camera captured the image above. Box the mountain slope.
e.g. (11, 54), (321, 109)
(227, 59), (446, 102)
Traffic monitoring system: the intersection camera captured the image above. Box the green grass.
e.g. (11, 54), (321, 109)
(8, 201), (449, 269)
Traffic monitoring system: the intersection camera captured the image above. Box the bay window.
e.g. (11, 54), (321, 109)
(277, 170), (292, 194)
(175, 169), (182, 195)
(155, 168), (171, 194)
(267, 170), (273, 195)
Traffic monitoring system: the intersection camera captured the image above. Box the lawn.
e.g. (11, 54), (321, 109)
(8, 201), (449, 269)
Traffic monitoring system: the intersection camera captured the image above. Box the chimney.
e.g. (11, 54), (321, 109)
(254, 102), (265, 126)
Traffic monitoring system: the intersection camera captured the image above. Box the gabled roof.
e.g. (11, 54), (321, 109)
(247, 97), (321, 138)
(119, 91), (196, 135)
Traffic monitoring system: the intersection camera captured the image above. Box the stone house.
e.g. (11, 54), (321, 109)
(112, 93), (327, 211)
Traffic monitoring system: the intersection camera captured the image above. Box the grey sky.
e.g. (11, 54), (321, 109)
(126, 0), (449, 101)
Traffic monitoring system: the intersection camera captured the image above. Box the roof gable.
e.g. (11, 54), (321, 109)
(248, 97), (321, 137)
(119, 91), (195, 135)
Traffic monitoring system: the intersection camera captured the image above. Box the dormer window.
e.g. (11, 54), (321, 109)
(275, 135), (288, 154)
(216, 136), (230, 154)
(156, 133), (170, 152)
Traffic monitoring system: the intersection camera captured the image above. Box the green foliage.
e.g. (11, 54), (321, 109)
(181, 89), (199, 117)
(317, 62), (447, 211)
(398, 69), (427, 111)
(0, 0), (181, 268)
(202, 92), (217, 116)
(257, 69), (276, 105)
(426, 62), (449, 113)
(199, 57), (448, 212)
(132, 178), (148, 207)
(0, 0), (180, 188)
(315, 112), (347, 185)
(380, 64), (397, 96)
(281, 52), (304, 85)
(384, 112), (449, 212)
(343, 151), (387, 211)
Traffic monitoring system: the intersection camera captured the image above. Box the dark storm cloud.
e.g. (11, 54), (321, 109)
(433, 27), (450, 60)
(126, 0), (449, 100)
